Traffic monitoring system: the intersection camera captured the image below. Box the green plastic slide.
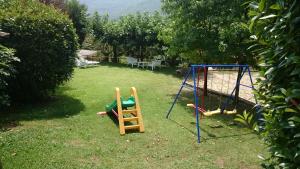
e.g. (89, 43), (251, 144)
(105, 96), (135, 112)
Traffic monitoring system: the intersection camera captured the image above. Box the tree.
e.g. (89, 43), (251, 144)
(161, 0), (254, 64)
(66, 0), (89, 46)
(0, 0), (78, 102)
(92, 12), (108, 40)
(0, 44), (18, 107)
(248, 0), (300, 167)
(118, 12), (165, 60)
(161, 0), (256, 97)
(39, 0), (66, 10)
(91, 12), (164, 62)
(103, 21), (124, 62)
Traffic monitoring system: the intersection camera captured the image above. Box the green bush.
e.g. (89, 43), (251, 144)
(0, 45), (17, 107)
(0, 0), (78, 101)
(248, 0), (300, 168)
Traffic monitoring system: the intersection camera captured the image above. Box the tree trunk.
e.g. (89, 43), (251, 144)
(113, 45), (118, 63)
(140, 45), (143, 61)
(234, 67), (243, 105)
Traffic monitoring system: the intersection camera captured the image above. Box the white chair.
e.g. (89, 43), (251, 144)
(148, 60), (162, 71)
(126, 56), (138, 67)
(76, 57), (99, 68)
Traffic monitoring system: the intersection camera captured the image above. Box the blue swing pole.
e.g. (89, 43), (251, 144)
(166, 67), (192, 119)
(192, 66), (201, 143)
(247, 67), (264, 129)
(247, 67), (257, 104)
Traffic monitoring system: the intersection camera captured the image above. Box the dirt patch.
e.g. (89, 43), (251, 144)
(215, 157), (225, 168)
(187, 70), (259, 103)
(78, 155), (101, 166)
(68, 139), (86, 148)
(0, 121), (19, 132)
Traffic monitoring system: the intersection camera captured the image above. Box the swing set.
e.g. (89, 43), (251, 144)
(166, 64), (257, 143)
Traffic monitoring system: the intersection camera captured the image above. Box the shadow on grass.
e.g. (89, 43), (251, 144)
(168, 118), (255, 142)
(165, 88), (258, 141)
(106, 111), (119, 127)
(0, 95), (85, 132)
(106, 110), (142, 134)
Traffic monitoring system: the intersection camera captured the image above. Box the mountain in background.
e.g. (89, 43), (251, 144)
(78, 0), (161, 19)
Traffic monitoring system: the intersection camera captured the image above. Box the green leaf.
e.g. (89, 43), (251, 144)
(294, 133), (300, 138)
(285, 108), (297, 113)
(275, 152), (286, 158)
(257, 154), (265, 160)
(234, 118), (248, 126)
(269, 4), (281, 10)
(258, 0), (266, 12)
(291, 68), (300, 76)
(249, 2), (259, 9)
(289, 116), (300, 123)
(259, 14), (277, 20)
(249, 15), (259, 32)
(280, 88), (287, 95)
(264, 67), (274, 76)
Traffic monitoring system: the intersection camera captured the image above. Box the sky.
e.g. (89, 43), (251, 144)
(78, 0), (161, 19)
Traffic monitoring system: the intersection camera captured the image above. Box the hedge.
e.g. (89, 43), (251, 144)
(0, 0), (78, 101)
(248, 0), (300, 168)
(0, 45), (17, 107)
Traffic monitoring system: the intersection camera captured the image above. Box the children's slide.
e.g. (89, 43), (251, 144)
(105, 96), (135, 112)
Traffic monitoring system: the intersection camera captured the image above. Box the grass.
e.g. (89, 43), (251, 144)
(0, 64), (267, 169)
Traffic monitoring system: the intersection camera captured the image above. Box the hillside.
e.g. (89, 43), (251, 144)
(78, 0), (161, 19)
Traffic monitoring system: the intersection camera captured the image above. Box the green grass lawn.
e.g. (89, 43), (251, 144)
(0, 64), (267, 169)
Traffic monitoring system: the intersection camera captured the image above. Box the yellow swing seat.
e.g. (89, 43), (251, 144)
(203, 108), (237, 116)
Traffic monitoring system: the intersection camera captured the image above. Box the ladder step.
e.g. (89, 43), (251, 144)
(124, 125), (140, 130)
(123, 109), (137, 114)
(123, 117), (139, 122)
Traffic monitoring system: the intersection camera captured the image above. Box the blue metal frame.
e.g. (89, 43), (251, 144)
(166, 64), (257, 143)
(166, 67), (192, 119)
(192, 67), (201, 143)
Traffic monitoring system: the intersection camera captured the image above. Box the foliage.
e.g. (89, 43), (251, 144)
(91, 12), (165, 62)
(118, 12), (165, 60)
(39, 0), (67, 10)
(160, 0), (255, 64)
(91, 12), (108, 41)
(234, 110), (258, 131)
(0, 45), (18, 107)
(248, 0), (300, 168)
(66, 0), (89, 46)
(0, 0), (78, 102)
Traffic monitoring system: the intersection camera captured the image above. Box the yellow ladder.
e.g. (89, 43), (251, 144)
(115, 87), (145, 135)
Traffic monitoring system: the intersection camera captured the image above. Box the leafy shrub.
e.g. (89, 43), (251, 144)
(0, 0), (78, 102)
(0, 45), (17, 107)
(248, 0), (300, 168)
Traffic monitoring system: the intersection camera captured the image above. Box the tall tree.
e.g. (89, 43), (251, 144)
(161, 0), (254, 64)
(92, 12), (108, 41)
(161, 0), (256, 98)
(66, 0), (89, 46)
(91, 12), (164, 62)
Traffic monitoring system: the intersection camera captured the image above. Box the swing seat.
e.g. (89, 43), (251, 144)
(203, 108), (222, 116)
(186, 104), (206, 113)
(203, 109), (237, 116)
(224, 109), (237, 115)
